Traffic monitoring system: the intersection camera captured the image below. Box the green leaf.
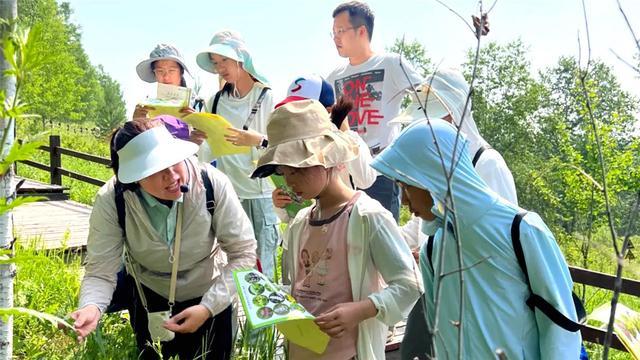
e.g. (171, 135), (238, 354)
(0, 196), (45, 216)
(0, 139), (44, 175)
(0, 307), (73, 331)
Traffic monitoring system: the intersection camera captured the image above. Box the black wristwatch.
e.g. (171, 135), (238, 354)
(259, 137), (269, 149)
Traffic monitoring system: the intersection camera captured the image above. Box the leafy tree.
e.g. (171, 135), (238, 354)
(387, 37), (433, 78)
(94, 65), (126, 136)
(16, 0), (114, 124)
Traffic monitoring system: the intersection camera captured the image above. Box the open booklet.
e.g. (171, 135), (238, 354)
(140, 83), (191, 118)
(138, 83), (250, 157)
(233, 269), (330, 355)
(590, 302), (640, 358)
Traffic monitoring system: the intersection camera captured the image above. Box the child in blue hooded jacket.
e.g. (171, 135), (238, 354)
(371, 118), (582, 359)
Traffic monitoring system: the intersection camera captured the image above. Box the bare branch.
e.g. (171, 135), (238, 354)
(434, 0), (476, 35)
(486, 0), (499, 15)
(609, 48), (640, 75)
(578, 1), (626, 356)
(616, 0), (640, 57)
(439, 256), (491, 278)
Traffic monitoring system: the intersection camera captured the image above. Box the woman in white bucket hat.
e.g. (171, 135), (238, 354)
(196, 30), (281, 279)
(69, 119), (256, 360)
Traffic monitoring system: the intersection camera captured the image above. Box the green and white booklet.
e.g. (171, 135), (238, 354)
(233, 269), (329, 354)
(139, 83), (192, 119)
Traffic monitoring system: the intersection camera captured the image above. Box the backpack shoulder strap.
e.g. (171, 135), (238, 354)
(426, 221), (454, 273)
(426, 235), (435, 272)
(114, 181), (126, 237)
(211, 90), (223, 114)
(511, 211), (530, 284)
(242, 86), (271, 130)
(200, 167), (215, 215)
(511, 211), (583, 332)
(472, 144), (492, 167)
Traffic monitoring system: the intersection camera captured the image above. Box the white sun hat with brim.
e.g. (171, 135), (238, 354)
(390, 82), (452, 126)
(136, 44), (191, 83)
(117, 126), (199, 184)
(196, 30), (269, 85)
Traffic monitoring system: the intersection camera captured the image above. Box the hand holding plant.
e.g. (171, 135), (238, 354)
(272, 188), (293, 208)
(69, 304), (101, 341)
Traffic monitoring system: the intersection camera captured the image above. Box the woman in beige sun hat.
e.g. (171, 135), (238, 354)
(252, 100), (421, 360)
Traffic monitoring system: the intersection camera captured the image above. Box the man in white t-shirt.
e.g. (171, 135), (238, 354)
(327, 1), (423, 221)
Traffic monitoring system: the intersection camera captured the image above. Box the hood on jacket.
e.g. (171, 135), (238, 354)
(371, 118), (497, 227)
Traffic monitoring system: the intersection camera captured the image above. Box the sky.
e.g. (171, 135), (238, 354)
(62, 0), (640, 119)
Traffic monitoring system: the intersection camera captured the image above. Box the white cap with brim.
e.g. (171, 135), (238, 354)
(117, 126), (199, 184)
(136, 44), (191, 83)
(389, 85), (451, 125)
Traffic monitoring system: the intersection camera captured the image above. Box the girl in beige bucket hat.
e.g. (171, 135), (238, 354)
(252, 100), (421, 360)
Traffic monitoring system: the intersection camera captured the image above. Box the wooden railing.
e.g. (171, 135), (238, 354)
(18, 135), (109, 187)
(570, 266), (640, 351)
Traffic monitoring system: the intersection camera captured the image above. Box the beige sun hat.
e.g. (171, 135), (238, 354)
(251, 100), (359, 178)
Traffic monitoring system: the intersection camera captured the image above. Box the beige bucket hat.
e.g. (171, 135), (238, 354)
(251, 100), (359, 178)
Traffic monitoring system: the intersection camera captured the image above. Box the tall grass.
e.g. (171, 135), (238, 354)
(13, 238), (137, 359)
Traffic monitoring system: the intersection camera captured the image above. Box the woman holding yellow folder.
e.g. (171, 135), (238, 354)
(195, 30), (280, 279)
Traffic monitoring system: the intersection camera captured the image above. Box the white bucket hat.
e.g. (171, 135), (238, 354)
(136, 44), (191, 83)
(196, 30), (269, 85)
(390, 82), (451, 125)
(117, 126), (198, 183)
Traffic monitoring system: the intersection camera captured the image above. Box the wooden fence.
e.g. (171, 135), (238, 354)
(17, 135), (108, 188)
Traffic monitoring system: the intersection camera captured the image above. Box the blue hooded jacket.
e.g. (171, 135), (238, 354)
(371, 119), (581, 359)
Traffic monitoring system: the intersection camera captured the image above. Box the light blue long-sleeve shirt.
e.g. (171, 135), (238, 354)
(372, 119), (581, 359)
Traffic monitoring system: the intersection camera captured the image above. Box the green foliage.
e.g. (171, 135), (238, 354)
(387, 38), (433, 78)
(94, 65), (127, 136)
(233, 321), (283, 360)
(0, 195), (42, 217)
(0, 307), (72, 329)
(0, 138), (42, 174)
(13, 243), (138, 359)
(16, 0), (126, 125)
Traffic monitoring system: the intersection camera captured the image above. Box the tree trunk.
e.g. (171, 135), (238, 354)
(0, 0), (17, 358)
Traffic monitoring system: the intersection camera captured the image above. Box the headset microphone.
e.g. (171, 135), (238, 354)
(180, 160), (192, 193)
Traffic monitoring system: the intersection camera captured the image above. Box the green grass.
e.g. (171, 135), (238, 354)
(13, 240), (137, 359)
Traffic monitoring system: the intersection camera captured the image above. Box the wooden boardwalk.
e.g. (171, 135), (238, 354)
(13, 177), (90, 250)
(13, 199), (91, 250)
